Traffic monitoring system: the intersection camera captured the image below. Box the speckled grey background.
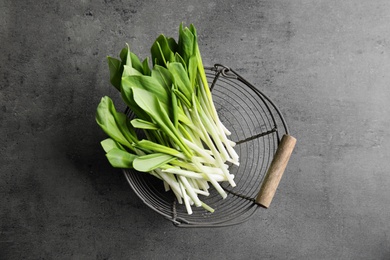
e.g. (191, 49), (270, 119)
(1, 0), (390, 259)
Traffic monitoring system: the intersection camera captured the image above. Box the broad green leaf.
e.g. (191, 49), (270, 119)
(131, 118), (158, 130)
(112, 109), (139, 146)
(133, 153), (175, 172)
(151, 35), (175, 66)
(167, 62), (192, 102)
(96, 96), (138, 150)
(189, 24), (197, 38)
(167, 37), (178, 53)
(132, 87), (192, 157)
(174, 53), (187, 71)
(131, 87), (169, 124)
(107, 43), (147, 91)
(151, 40), (165, 66)
(96, 96), (132, 148)
(122, 74), (177, 124)
(106, 148), (137, 168)
(107, 57), (122, 91)
(142, 57), (151, 76)
(188, 55), (198, 89)
(120, 80), (152, 121)
(122, 75), (170, 106)
(150, 67), (185, 124)
(102, 94), (138, 145)
(122, 44), (144, 77)
(123, 64), (143, 77)
(151, 65), (173, 93)
(119, 46), (128, 62)
(130, 52), (143, 73)
(119, 44), (144, 75)
(101, 138), (124, 153)
(149, 67), (192, 123)
(178, 23), (196, 66)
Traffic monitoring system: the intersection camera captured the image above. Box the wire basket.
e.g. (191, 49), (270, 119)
(123, 64), (296, 227)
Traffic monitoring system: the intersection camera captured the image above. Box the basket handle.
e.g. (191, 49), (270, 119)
(256, 134), (296, 208)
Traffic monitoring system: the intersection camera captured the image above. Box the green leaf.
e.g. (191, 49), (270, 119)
(177, 109), (193, 126)
(101, 138), (124, 153)
(122, 44), (144, 77)
(151, 41), (164, 66)
(96, 96), (139, 151)
(106, 148), (137, 168)
(131, 118), (158, 130)
(96, 96), (132, 148)
(189, 23), (197, 37)
(142, 57), (151, 76)
(118, 44), (145, 76)
(172, 87), (191, 108)
(131, 87), (169, 124)
(167, 37), (178, 53)
(151, 35), (175, 66)
(107, 57), (122, 91)
(167, 62), (193, 102)
(130, 52), (143, 73)
(113, 110), (139, 145)
(174, 53), (187, 71)
(105, 95), (138, 145)
(119, 46), (128, 62)
(136, 139), (182, 157)
(151, 65), (173, 93)
(178, 23), (196, 66)
(188, 55), (198, 88)
(132, 87), (192, 157)
(171, 86), (178, 128)
(123, 65), (143, 77)
(122, 73), (180, 126)
(192, 29), (210, 96)
(120, 80), (152, 121)
(107, 43), (149, 91)
(133, 153), (175, 172)
(122, 75), (170, 106)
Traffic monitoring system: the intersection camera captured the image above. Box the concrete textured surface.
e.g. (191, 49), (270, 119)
(1, 0), (390, 259)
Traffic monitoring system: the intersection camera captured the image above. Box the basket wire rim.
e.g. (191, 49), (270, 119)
(123, 64), (289, 227)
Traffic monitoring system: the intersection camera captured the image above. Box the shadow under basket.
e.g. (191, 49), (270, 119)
(123, 64), (296, 228)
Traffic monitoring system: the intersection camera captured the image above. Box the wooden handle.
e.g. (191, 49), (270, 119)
(256, 134), (296, 208)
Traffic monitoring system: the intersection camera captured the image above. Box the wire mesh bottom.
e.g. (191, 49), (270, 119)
(123, 64), (289, 227)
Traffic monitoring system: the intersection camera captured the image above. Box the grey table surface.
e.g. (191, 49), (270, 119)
(1, 0), (390, 259)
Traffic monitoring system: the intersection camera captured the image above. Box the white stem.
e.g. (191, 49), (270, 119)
(162, 168), (202, 179)
(155, 169), (183, 204)
(183, 138), (216, 165)
(193, 188), (210, 197)
(192, 158), (228, 199)
(178, 179), (192, 214)
(179, 175), (202, 207)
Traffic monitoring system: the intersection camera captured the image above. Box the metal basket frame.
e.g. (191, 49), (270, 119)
(123, 64), (290, 227)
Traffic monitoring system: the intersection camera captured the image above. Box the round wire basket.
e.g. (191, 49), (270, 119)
(124, 64), (296, 227)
